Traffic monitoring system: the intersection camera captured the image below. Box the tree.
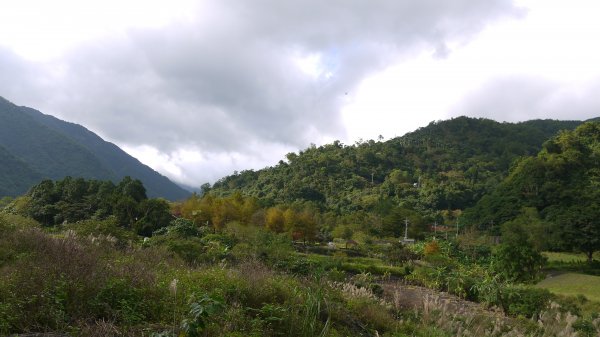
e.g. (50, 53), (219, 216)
(493, 220), (546, 283)
(211, 198), (239, 230)
(114, 195), (139, 228)
(117, 176), (147, 202)
(135, 198), (173, 236)
(466, 122), (600, 256)
(240, 197), (259, 224)
(295, 210), (318, 244)
(553, 188), (600, 262)
(200, 183), (212, 195)
(382, 207), (428, 238)
(265, 207), (285, 233)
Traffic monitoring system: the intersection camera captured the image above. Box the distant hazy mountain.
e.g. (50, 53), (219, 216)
(0, 96), (190, 200)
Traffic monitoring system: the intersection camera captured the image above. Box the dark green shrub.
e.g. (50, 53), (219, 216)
(500, 286), (553, 317)
(153, 217), (204, 238)
(248, 303), (287, 334)
(327, 268), (347, 282)
(164, 237), (206, 264)
(305, 245), (335, 255)
(573, 319), (596, 337)
(385, 243), (419, 265)
(91, 278), (148, 324)
(65, 217), (137, 246)
(202, 233), (237, 248)
(553, 295), (584, 316)
(273, 257), (317, 275)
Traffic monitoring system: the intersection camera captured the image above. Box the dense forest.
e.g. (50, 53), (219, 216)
(206, 119), (600, 260)
(7, 176), (173, 237)
(464, 122), (600, 260)
(210, 117), (582, 216)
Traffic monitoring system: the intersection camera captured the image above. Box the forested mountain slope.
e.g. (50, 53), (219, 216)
(0, 144), (42, 196)
(463, 122), (600, 259)
(0, 96), (190, 200)
(210, 117), (583, 215)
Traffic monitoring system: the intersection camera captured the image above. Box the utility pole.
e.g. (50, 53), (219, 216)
(404, 218), (409, 240)
(434, 221), (437, 239)
(456, 217), (459, 238)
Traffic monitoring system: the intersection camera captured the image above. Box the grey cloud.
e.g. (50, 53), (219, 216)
(2, 1), (522, 184)
(39, 0), (521, 153)
(450, 76), (600, 122)
(0, 48), (47, 105)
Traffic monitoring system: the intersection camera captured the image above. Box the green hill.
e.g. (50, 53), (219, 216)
(0, 96), (190, 200)
(210, 116), (584, 215)
(463, 122), (600, 260)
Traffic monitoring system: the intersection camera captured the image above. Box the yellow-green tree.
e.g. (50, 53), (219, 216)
(265, 207), (285, 233)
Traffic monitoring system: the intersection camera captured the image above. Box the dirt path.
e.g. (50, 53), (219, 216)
(380, 280), (507, 320)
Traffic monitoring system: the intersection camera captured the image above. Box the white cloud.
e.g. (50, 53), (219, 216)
(0, 0), (198, 60)
(123, 142), (294, 187)
(7, 0), (600, 187)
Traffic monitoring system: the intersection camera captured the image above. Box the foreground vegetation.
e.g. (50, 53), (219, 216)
(1, 211), (599, 336)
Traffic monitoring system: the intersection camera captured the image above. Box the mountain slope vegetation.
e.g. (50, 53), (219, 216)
(0, 96), (190, 200)
(210, 117), (583, 216)
(0, 144), (43, 196)
(464, 121), (600, 260)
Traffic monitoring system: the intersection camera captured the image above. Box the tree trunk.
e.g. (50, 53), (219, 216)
(587, 250), (594, 263)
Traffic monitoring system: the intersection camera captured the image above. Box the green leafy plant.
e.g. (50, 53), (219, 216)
(180, 294), (224, 336)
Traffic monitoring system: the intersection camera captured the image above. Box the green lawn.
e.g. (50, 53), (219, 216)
(542, 252), (588, 263)
(537, 273), (600, 302)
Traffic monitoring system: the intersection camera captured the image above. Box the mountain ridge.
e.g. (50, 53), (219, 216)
(209, 116), (587, 214)
(0, 96), (190, 200)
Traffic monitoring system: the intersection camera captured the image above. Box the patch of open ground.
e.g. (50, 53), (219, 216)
(537, 272), (600, 302)
(543, 252), (588, 263)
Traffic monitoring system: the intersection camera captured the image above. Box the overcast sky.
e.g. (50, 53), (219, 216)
(2, 0), (600, 188)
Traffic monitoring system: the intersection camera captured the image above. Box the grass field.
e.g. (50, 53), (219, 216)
(542, 252), (588, 263)
(537, 273), (600, 302)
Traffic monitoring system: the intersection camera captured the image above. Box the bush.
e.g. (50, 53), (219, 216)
(162, 237), (207, 265)
(346, 299), (397, 333)
(153, 217), (205, 238)
(181, 293), (224, 336)
(423, 241), (441, 256)
(91, 278), (149, 325)
(0, 226), (174, 334)
(64, 217), (137, 246)
(500, 286), (553, 317)
(573, 319), (597, 337)
(273, 257), (318, 275)
(385, 243), (419, 265)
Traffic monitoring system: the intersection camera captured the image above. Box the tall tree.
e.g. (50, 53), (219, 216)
(493, 220), (546, 283)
